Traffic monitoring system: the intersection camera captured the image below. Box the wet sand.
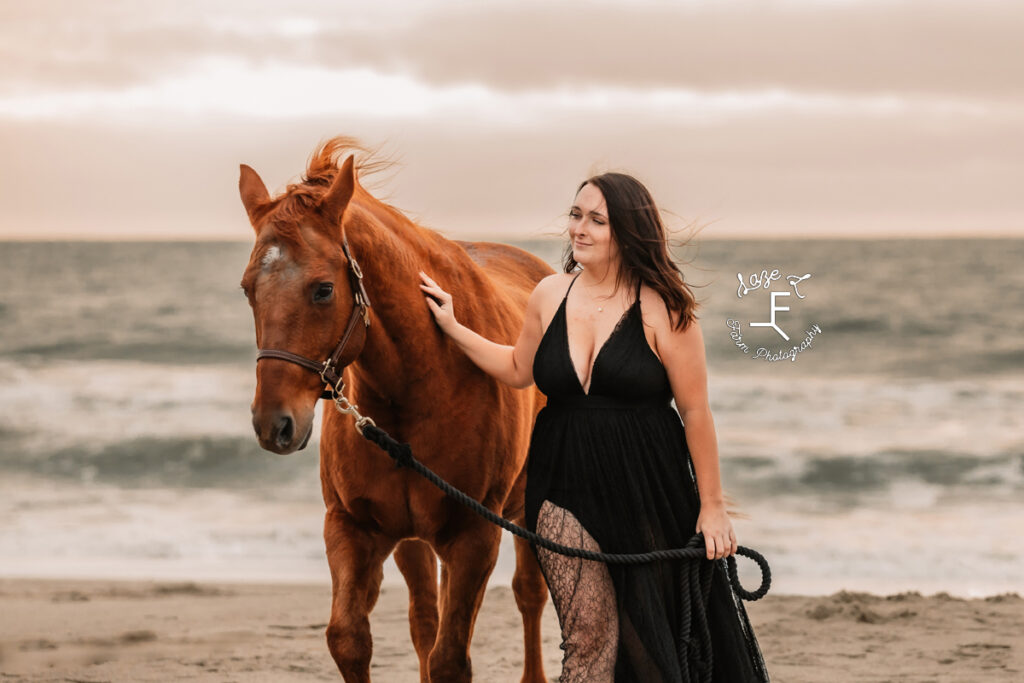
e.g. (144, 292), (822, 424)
(0, 578), (1021, 681)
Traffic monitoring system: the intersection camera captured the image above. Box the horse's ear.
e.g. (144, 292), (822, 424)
(239, 164), (271, 230)
(319, 154), (357, 227)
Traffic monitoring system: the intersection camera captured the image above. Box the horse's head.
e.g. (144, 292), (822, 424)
(238, 151), (369, 454)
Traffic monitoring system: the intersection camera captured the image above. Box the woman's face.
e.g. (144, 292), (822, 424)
(569, 183), (619, 269)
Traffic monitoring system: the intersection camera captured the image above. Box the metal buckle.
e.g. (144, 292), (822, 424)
(319, 359), (334, 387)
(329, 376), (377, 436)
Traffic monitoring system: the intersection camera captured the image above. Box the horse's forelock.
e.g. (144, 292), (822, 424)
(261, 136), (398, 240)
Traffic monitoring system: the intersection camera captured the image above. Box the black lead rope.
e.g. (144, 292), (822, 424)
(359, 423), (771, 682)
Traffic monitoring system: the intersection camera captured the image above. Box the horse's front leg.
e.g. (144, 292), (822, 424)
(324, 505), (397, 682)
(393, 538), (440, 682)
(511, 531), (550, 683)
(429, 513), (502, 682)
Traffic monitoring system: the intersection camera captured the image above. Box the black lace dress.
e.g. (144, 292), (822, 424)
(525, 272), (770, 682)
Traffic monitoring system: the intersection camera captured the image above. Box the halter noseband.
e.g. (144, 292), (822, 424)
(254, 234), (372, 400)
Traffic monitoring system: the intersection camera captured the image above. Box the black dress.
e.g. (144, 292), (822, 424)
(525, 271), (770, 682)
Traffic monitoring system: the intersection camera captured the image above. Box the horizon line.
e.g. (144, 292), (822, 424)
(2, 232), (1022, 243)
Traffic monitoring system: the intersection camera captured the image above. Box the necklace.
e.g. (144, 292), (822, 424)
(588, 294), (616, 313)
(578, 273), (622, 313)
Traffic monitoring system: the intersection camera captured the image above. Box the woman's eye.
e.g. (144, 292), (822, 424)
(313, 283), (334, 303)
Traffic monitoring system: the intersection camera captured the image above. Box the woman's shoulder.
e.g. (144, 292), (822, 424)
(638, 281), (669, 326)
(522, 272), (576, 328)
(639, 281), (701, 338)
(531, 271), (577, 306)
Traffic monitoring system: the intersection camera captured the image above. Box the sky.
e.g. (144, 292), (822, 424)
(0, 0), (1021, 240)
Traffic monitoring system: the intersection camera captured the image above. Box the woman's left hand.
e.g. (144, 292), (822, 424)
(695, 502), (737, 560)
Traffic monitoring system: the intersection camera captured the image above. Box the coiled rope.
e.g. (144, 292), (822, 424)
(357, 423), (771, 682)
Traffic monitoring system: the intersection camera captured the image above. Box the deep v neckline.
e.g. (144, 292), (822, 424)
(561, 274), (640, 396)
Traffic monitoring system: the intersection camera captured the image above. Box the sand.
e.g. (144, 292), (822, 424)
(1, 577), (1021, 682)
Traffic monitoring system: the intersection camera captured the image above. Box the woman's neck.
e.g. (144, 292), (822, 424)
(577, 260), (628, 298)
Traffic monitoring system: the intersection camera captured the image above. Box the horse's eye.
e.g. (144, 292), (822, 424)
(313, 282), (334, 303)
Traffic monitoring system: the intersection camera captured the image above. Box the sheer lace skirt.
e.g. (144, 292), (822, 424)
(523, 404), (771, 681)
(534, 499), (619, 683)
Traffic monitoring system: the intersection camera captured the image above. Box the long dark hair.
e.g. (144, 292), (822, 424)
(561, 172), (701, 332)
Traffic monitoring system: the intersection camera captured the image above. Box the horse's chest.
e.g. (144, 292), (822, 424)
(334, 472), (459, 540)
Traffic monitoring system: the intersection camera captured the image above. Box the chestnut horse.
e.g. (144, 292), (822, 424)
(238, 137), (553, 682)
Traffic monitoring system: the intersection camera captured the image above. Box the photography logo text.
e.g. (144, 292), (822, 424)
(727, 268), (822, 362)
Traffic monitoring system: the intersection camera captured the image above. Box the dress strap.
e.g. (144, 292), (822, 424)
(564, 271), (582, 300)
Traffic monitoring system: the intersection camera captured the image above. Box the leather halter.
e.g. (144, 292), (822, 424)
(255, 234), (372, 400)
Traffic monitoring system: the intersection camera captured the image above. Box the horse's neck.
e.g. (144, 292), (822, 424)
(344, 203), (472, 404)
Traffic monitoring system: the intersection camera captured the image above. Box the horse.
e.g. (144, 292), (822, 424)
(238, 136), (553, 682)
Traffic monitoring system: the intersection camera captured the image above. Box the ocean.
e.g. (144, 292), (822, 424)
(0, 238), (1021, 597)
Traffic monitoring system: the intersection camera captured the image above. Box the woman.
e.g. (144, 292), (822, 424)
(418, 173), (770, 682)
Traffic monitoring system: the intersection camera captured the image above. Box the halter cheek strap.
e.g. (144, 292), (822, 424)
(254, 233), (372, 399)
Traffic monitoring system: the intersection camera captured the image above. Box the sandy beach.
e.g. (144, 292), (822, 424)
(0, 577), (1020, 682)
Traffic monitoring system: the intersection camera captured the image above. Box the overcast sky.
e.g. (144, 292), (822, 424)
(1, 0), (1021, 239)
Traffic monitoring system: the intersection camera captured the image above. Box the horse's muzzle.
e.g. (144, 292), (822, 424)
(253, 409), (311, 455)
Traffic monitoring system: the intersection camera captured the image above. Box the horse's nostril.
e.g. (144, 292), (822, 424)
(275, 414), (295, 449)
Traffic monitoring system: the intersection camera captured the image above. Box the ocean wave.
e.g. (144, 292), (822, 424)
(6, 339), (256, 365)
(0, 434), (320, 489)
(723, 448), (1024, 502)
(816, 315), (890, 335)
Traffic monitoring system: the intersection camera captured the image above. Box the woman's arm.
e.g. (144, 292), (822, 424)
(663, 319), (724, 506)
(657, 309), (738, 561)
(419, 270), (555, 389)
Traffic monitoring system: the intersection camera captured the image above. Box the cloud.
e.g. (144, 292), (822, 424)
(1, 106), (1020, 239)
(0, 55), (1009, 122)
(330, 0), (1024, 99)
(2, 0), (1022, 100)
(1, 0), (1021, 238)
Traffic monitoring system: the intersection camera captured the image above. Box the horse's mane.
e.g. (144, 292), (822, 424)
(258, 136), (449, 275)
(263, 136), (403, 231)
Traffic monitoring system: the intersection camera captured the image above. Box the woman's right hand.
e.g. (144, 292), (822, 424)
(419, 271), (458, 334)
